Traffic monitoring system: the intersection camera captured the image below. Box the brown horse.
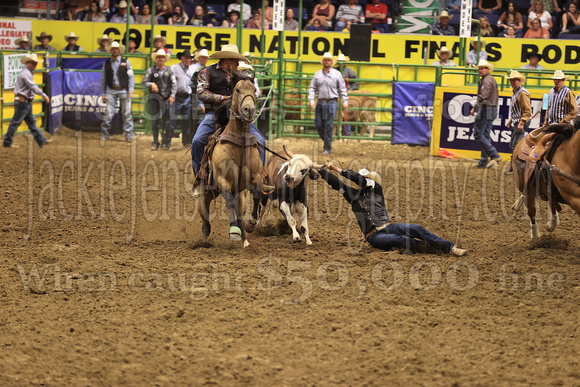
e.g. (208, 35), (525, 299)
(198, 74), (263, 247)
(513, 124), (580, 240)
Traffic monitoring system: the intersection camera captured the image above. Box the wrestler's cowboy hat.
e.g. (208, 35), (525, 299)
(36, 32), (52, 42)
(436, 46), (453, 59)
(177, 49), (192, 59)
(319, 52), (337, 66)
(359, 169), (382, 185)
(106, 41), (125, 54)
(551, 70), (570, 80)
(15, 36), (29, 45)
(526, 52), (543, 61)
(209, 44), (248, 61)
(238, 61), (253, 70)
(337, 53), (349, 62)
(20, 53), (43, 65)
(97, 34), (111, 45)
(477, 59), (494, 72)
(151, 48), (171, 61)
(117, 0), (128, 8)
(65, 32), (80, 41)
(505, 70), (526, 83)
(437, 10), (453, 20)
(152, 34), (167, 46)
(194, 48), (209, 61)
(470, 38), (487, 48)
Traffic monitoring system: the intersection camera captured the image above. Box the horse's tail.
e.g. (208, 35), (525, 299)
(544, 123), (575, 163)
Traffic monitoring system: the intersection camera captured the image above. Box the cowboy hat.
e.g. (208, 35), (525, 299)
(36, 32), (52, 42)
(20, 53), (43, 65)
(209, 44), (248, 61)
(151, 48), (171, 61)
(15, 36), (29, 45)
(194, 48), (209, 61)
(319, 52), (337, 66)
(526, 52), (543, 61)
(177, 49), (192, 59)
(238, 61), (253, 70)
(471, 39), (487, 48)
(337, 53), (349, 62)
(152, 34), (167, 46)
(65, 32), (80, 41)
(97, 34), (111, 45)
(436, 46), (453, 59)
(437, 10), (453, 20)
(106, 41), (125, 54)
(359, 169), (382, 185)
(551, 70), (570, 80)
(477, 59), (494, 72)
(117, 0), (128, 8)
(505, 70), (526, 83)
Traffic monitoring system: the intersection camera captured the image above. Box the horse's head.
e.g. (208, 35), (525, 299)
(231, 72), (256, 123)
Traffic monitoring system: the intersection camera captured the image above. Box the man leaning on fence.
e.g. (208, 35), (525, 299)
(100, 41), (135, 142)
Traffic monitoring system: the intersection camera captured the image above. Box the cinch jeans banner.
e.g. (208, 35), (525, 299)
(430, 87), (547, 159)
(47, 69), (63, 134)
(392, 82), (435, 146)
(62, 71), (122, 132)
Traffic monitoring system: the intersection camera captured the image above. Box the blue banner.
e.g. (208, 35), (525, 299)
(392, 82), (435, 146)
(62, 71), (122, 132)
(47, 70), (63, 134)
(61, 57), (107, 70)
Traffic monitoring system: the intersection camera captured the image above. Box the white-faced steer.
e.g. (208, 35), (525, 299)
(246, 145), (321, 244)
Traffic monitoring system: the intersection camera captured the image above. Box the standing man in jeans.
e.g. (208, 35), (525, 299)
(3, 54), (51, 148)
(470, 60), (502, 168)
(309, 52), (348, 155)
(100, 41), (135, 142)
(170, 49), (195, 149)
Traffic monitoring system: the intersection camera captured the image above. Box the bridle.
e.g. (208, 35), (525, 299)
(231, 79), (256, 123)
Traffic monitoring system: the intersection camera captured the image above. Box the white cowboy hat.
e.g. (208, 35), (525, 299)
(359, 169), (382, 185)
(20, 53), (43, 65)
(65, 32), (80, 41)
(437, 10), (453, 20)
(337, 53), (349, 62)
(97, 34), (111, 45)
(436, 46), (453, 59)
(151, 48), (171, 61)
(505, 70), (526, 83)
(551, 70), (570, 80)
(471, 39), (487, 48)
(194, 48), (209, 61)
(209, 44), (247, 61)
(477, 59), (494, 72)
(15, 36), (29, 45)
(238, 61), (253, 70)
(153, 34), (167, 46)
(319, 52), (337, 65)
(106, 41), (125, 54)
(118, 0), (128, 8)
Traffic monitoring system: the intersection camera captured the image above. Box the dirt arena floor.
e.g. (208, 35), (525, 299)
(1, 127), (579, 385)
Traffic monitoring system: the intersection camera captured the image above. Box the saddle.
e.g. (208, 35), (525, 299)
(516, 128), (557, 189)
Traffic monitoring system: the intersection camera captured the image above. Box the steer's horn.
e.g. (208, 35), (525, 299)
(283, 145), (294, 159)
(312, 162), (324, 169)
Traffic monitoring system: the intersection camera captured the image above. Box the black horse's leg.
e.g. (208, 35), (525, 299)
(246, 183), (264, 233)
(199, 192), (213, 242)
(222, 188), (241, 241)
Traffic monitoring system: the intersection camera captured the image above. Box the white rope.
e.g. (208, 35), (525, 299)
(254, 82), (275, 123)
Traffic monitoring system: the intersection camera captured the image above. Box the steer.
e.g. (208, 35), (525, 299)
(246, 145), (321, 244)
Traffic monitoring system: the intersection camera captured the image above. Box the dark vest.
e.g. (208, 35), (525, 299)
(105, 58), (129, 90)
(208, 64), (232, 97)
(65, 44), (81, 52)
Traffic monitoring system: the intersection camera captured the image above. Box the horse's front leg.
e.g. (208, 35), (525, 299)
(246, 183), (265, 234)
(222, 188), (242, 242)
(546, 201), (561, 232)
(236, 192), (249, 247)
(198, 192), (213, 242)
(526, 186), (540, 241)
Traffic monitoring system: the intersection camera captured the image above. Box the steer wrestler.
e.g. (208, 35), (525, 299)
(318, 162), (467, 255)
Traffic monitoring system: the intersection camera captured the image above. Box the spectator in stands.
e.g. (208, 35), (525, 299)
(447, 0), (461, 15)
(203, 6), (221, 26)
(155, 0), (173, 24)
(498, 2), (524, 37)
(34, 32), (56, 51)
(561, 2), (580, 33)
(306, 19), (325, 31)
(64, 32), (83, 52)
(169, 4), (189, 25)
(336, 54), (358, 90)
(283, 8), (298, 30)
(189, 5), (205, 26)
(474, 16), (496, 36)
(467, 40), (488, 66)
(524, 17), (551, 37)
(128, 38), (141, 54)
(432, 46), (457, 66)
(136, 3), (156, 24)
(95, 34), (110, 52)
(248, 8), (270, 29)
(62, 1), (83, 21)
(227, 0), (252, 23)
(222, 10), (240, 27)
(15, 36), (29, 50)
(504, 25), (517, 37)
(528, 0), (560, 16)
(261, 0), (273, 23)
(521, 52), (545, 69)
(528, 1), (553, 30)
(99, 0), (110, 15)
(111, 0), (135, 23)
(343, 20), (353, 32)
(335, 0), (364, 31)
(153, 34), (172, 55)
(432, 11), (456, 35)
(475, 0), (502, 19)
(366, 0), (389, 33)
(84, 1), (106, 21)
(305, 0), (335, 31)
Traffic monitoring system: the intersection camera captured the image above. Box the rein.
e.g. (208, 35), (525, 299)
(550, 164), (580, 185)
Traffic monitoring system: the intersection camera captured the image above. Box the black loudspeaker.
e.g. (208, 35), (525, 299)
(348, 24), (372, 62)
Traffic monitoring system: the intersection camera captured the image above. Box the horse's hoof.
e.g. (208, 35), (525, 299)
(229, 226), (242, 241)
(245, 218), (257, 233)
(243, 240), (250, 248)
(546, 214), (560, 232)
(531, 223), (541, 240)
